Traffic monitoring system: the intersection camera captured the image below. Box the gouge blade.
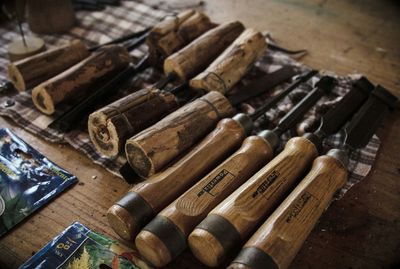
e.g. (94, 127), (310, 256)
(227, 65), (298, 106)
(273, 76), (336, 135)
(316, 76), (374, 137)
(250, 69), (318, 120)
(344, 85), (398, 149)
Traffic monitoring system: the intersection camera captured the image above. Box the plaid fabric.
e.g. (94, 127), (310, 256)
(0, 0), (380, 199)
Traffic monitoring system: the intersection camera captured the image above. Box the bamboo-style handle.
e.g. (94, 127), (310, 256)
(107, 118), (246, 241)
(125, 91), (234, 178)
(32, 45), (131, 115)
(163, 21), (245, 81)
(88, 88), (178, 157)
(190, 29), (266, 94)
(229, 155), (347, 269)
(147, 10), (215, 67)
(189, 137), (318, 267)
(8, 40), (90, 92)
(135, 136), (274, 267)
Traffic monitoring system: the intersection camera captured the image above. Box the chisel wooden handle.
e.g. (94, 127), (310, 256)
(135, 136), (274, 267)
(190, 29), (266, 94)
(229, 154), (347, 269)
(163, 21), (245, 81)
(32, 45), (131, 115)
(188, 137), (318, 267)
(125, 91), (234, 178)
(147, 10), (215, 67)
(88, 88), (178, 157)
(107, 118), (247, 241)
(8, 40), (90, 92)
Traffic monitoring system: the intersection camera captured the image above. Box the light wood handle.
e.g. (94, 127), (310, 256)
(229, 155), (347, 269)
(135, 136), (274, 267)
(190, 29), (266, 93)
(8, 40), (90, 92)
(189, 136), (318, 267)
(147, 10), (215, 67)
(107, 118), (246, 241)
(88, 88), (178, 157)
(32, 45), (131, 115)
(163, 21), (245, 81)
(125, 91), (234, 178)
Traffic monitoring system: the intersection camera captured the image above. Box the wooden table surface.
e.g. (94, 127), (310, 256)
(1, 0), (399, 268)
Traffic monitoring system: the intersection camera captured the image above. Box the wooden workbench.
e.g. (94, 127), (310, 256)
(1, 0), (399, 268)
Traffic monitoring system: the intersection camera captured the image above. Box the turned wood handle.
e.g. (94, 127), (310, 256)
(230, 155), (347, 269)
(189, 136), (318, 267)
(163, 21), (245, 81)
(107, 118), (246, 241)
(88, 88), (178, 158)
(190, 28), (266, 93)
(125, 91), (234, 178)
(135, 136), (274, 267)
(8, 40), (90, 92)
(32, 45), (131, 115)
(147, 10), (215, 67)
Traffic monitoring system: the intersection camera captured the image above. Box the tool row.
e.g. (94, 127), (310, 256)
(107, 73), (397, 268)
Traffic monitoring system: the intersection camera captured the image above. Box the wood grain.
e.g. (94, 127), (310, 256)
(8, 40), (90, 92)
(107, 118), (246, 240)
(163, 21), (244, 81)
(88, 88), (178, 157)
(229, 155), (347, 269)
(190, 28), (266, 93)
(1, 1), (399, 269)
(189, 137), (318, 266)
(31, 45), (131, 115)
(136, 135), (274, 266)
(125, 91), (234, 178)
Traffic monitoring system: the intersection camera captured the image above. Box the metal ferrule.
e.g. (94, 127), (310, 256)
(327, 148), (349, 167)
(233, 113), (254, 136)
(257, 129), (280, 150)
(302, 132), (323, 153)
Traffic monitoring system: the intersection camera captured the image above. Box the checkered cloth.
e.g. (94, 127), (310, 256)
(0, 0), (380, 199)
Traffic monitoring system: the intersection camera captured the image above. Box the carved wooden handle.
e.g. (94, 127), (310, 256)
(190, 28), (266, 93)
(125, 91), (234, 178)
(107, 118), (246, 241)
(189, 137), (318, 267)
(88, 88), (178, 157)
(135, 136), (274, 267)
(8, 40), (90, 92)
(163, 21), (245, 81)
(32, 45), (131, 115)
(229, 155), (347, 269)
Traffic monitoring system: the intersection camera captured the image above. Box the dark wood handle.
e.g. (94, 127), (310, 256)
(8, 40), (90, 92)
(188, 137), (318, 267)
(32, 45), (131, 115)
(88, 88), (178, 157)
(135, 136), (274, 267)
(229, 155), (347, 269)
(147, 10), (215, 67)
(163, 21), (245, 81)
(190, 29), (266, 93)
(107, 118), (246, 241)
(125, 91), (234, 178)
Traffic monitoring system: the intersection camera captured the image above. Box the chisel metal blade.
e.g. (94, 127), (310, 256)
(316, 76), (374, 137)
(344, 85), (398, 149)
(250, 69), (318, 120)
(273, 76), (336, 135)
(227, 65), (298, 106)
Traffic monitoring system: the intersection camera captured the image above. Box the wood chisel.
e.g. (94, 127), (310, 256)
(229, 84), (397, 269)
(188, 77), (375, 267)
(134, 75), (334, 267)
